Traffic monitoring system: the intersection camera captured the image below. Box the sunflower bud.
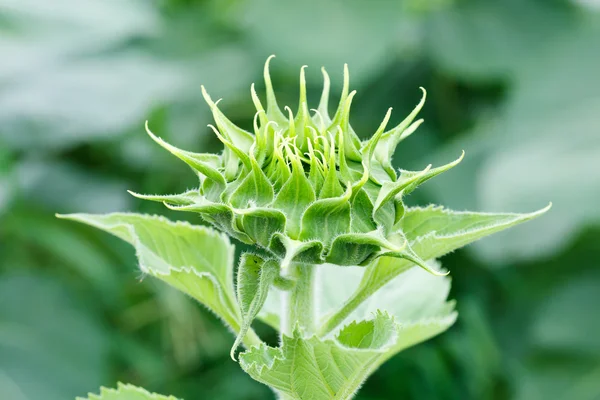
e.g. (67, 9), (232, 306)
(131, 56), (463, 270)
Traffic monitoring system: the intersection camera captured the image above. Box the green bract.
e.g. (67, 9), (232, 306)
(60, 57), (550, 400)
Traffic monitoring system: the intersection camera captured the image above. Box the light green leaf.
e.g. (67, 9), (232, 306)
(76, 382), (179, 400)
(351, 261), (455, 324)
(317, 258), (456, 338)
(243, 308), (455, 399)
(363, 204), (551, 292)
(320, 205), (549, 335)
(57, 213), (252, 343)
(232, 255), (279, 360)
(240, 312), (397, 400)
(400, 204), (552, 256)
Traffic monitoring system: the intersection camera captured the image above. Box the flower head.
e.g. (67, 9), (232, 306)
(132, 56), (463, 272)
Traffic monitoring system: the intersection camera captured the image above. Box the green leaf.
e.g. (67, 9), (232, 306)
(243, 306), (456, 399)
(350, 261), (455, 324)
(232, 255), (279, 360)
(358, 204), (551, 308)
(76, 382), (180, 400)
(240, 312), (397, 400)
(317, 257), (456, 339)
(401, 204), (552, 255)
(57, 213), (249, 340)
(319, 205), (549, 336)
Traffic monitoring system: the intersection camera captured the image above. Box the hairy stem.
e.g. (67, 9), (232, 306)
(280, 262), (316, 336)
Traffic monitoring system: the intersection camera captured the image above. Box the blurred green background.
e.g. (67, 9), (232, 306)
(1, 0), (599, 399)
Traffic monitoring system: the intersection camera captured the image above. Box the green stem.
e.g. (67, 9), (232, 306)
(280, 262), (316, 337)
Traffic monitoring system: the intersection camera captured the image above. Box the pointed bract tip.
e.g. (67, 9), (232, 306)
(284, 106), (294, 118)
(384, 107), (393, 122)
(539, 202), (553, 214)
(127, 189), (145, 199)
(264, 55), (276, 76)
(144, 121), (159, 140)
(347, 90), (357, 101)
(163, 201), (181, 211)
(200, 85), (215, 107)
(207, 124), (223, 139)
(342, 64), (350, 88)
(299, 65), (308, 104)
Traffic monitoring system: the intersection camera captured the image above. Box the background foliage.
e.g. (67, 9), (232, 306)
(1, 0), (599, 399)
